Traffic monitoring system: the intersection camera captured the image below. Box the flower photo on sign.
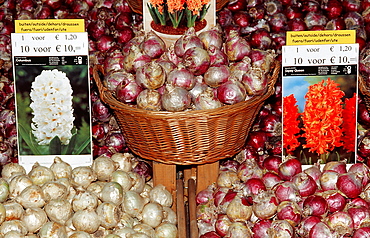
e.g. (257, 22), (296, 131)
(30, 69), (75, 146)
(282, 75), (357, 164)
(147, 0), (210, 28)
(15, 65), (91, 156)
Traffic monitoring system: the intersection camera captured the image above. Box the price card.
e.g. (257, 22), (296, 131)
(12, 32), (88, 56)
(282, 43), (359, 165)
(282, 44), (358, 76)
(12, 29), (92, 172)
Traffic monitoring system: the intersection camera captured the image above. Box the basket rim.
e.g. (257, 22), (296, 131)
(93, 61), (281, 119)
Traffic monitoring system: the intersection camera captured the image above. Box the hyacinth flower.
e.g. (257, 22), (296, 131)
(167, 0), (186, 28)
(185, 0), (210, 27)
(147, 0), (210, 28)
(29, 69), (75, 149)
(283, 94), (301, 154)
(301, 78), (344, 157)
(148, 0), (167, 25)
(341, 93), (357, 153)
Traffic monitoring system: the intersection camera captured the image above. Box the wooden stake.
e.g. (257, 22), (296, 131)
(176, 178), (187, 238)
(188, 178), (198, 238)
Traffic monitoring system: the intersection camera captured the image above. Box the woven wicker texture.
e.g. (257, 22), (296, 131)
(93, 61), (281, 165)
(127, 0), (229, 14)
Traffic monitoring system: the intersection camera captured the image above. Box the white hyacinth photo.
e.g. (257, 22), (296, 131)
(30, 69), (75, 146)
(15, 65), (91, 156)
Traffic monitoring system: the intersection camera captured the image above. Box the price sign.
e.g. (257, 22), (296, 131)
(282, 42), (359, 165)
(12, 30), (92, 172)
(282, 44), (359, 76)
(12, 32), (88, 57)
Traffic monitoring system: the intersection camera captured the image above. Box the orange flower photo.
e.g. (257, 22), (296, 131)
(147, 0), (210, 28)
(283, 75), (357, 164)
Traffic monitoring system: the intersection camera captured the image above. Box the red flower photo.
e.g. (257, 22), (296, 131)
(283, 76), (357, 164)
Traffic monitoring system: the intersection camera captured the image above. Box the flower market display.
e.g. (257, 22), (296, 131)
(1, 0), (370, 237)
(103, 26), (276, 112)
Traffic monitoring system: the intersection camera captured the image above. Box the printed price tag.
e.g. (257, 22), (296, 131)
(12, 32), (88, 56)
(12, 29), (92, 172)
(282, 44), (359, 76)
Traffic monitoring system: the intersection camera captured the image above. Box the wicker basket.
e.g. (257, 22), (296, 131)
(359, 73), (370, 112)
(127, 0), (229, 14)
(93, 61), (281, 165)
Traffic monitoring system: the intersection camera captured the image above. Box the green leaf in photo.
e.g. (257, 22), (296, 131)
(18, 123), (41, 155)
(74, 137), (91, 155)
(75, 119), (91, 154)
(49, 136), (62, 155)
(65, 127), (78, 154)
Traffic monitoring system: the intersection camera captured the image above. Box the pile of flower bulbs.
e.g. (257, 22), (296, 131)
(103, 27), (277, 112)
(196, 153), (370, 238)
(0, 153), (177, 238)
